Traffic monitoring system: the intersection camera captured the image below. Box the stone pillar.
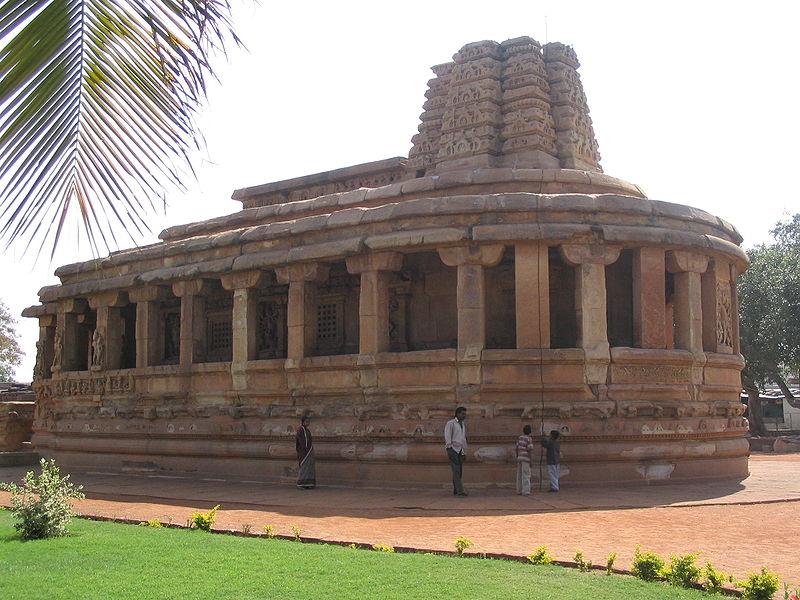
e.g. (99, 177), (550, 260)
(701, 259), (734, 354)
(35, 314), (56, 380)
(276, 264), (330, 362)
(221, 271), (264, 389)
(560, 243), (621, 384)
(515, 242), (550, 348)
(632, 247), (666, 349)
(88, 291), (128, 371)
(55, 298), (88, 373)
(730, 264), (741, 355)
(438, 244), (505, 356)
(346, 252), (404, 355)
(666, 251), (709, 355)
(172, 280), (212, 367)
(129, 286), (169, 368)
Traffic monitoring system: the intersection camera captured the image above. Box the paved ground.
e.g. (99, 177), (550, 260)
(2, 454), (798, 587)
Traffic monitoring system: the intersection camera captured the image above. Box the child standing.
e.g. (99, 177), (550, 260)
(540, 430), (561, 492)
(515, 425), (534, 496)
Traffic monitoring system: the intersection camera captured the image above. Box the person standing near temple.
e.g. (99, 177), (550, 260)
(540, 430), (561, 492)
(295, 411), (316, 489)
(515, 424), (534, 496)
(444, 406), (468, 496)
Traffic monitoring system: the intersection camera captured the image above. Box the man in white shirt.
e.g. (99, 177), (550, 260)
(444, 406), (468, 496)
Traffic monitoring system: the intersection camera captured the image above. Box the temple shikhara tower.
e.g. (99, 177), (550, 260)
(24, 38), (748, 486)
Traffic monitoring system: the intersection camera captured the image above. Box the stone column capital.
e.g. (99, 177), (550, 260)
(172, 279), (214, 298)
(559, 243), (621, 266)
(275, 263), (330, 285)
(38, 314), (56, 327)
(220, 270), (265, 291)
(88, 291), (129, 310)
(59, 298), (88, 314)
(128, 285), (171, 303)
(666, 250), (709, 274)
(345, 252), (404, 275)
(437, 244), (504, 267)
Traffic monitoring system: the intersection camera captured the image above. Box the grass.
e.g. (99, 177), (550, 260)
(0, 510), (720, 600)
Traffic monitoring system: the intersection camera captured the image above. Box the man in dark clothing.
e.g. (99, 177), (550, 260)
(540, 430), (561, 492)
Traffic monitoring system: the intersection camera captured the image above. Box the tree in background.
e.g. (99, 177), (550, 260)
(0, 299), (23, 381)
(0, 0), (241, 258)
(739, 213), (800, 434)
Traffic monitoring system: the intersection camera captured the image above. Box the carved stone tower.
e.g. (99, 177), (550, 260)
(408, 37), (601, 174)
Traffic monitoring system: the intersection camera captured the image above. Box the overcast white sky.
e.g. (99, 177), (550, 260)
(2, 0), (798, 381)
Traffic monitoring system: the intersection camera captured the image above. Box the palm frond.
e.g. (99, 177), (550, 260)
(0, 0), (240, 259)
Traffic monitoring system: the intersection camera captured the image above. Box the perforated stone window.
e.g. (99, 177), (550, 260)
(206, 316), (232, 362)
(316, 299), (343, 349)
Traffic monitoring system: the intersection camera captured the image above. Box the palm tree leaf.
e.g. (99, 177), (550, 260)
(0, 0), (240, 257)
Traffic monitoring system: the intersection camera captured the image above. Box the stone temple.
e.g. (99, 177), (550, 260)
(24, 37), (748, 486)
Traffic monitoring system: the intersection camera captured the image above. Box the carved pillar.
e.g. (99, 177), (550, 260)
(666, 251), (709, 355)
(129, 286), (169, 368)
(438, 244), (505, 356)
(560, 243), (621, 385)
(346, 252), (404, 355)
(221, 271), (264, 389)
(515, 241), (550, 348)
(88, 291), (128, 371)
(730, 264), (741, 355)
(632, 247), (666, 349)
(172, 280), (212, 367)
(276, 264), (330, 362)
(35, 314), (56, 380)
(55, 298), (88, 373)
(701, 259), (734, 354)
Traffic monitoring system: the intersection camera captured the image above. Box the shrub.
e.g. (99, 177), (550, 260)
(664, 553), (701, 588)
(0, 459), (85, 540)
(606, 552), (616, 575)
(372, 543), (395, 553)
(347, 543), (358, 550)
(454, 537), (473, 556)
(739, 568), (780, 600)
(574, 550), (592, 572)
(263, 524), (275, 538)
(189, 505), (220, 531)
(631, 546), (665, 582)
(783, 582), (800, 600)
(703, 561), (729, 594)
(241, 523), (252, 535)
(528, 546), (554, 565)
(139, 519), (163, 528)
(291, 524), (302, 541)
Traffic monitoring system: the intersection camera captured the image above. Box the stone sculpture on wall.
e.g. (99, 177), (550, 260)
(716, 282), (733, 348)
(51, 327), (62, 371)
(91, 328), (105, 369)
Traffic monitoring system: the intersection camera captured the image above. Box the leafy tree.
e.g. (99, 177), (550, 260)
(0, 299), (23, 381)
(739, 213), (800, 433)
(0, 0), (241, 258)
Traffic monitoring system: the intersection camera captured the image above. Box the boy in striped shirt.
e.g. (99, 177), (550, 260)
(516, 425), (534, 496)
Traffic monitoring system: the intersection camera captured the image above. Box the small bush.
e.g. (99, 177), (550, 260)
(372, 543), (395, 553)
(291, 524), (302, 542)
(139, 519), (163, 528)
(606, 552), (616, 575)
(528, 546), (554, 565)
(664, 553), (701, 588)
(574, 550), (592, 572)
(739, 568), (780, 600)
(347, 543), (358, 550)
(0, 459), (85, 540)
(263, 524), (275, 538)
(241, 523), (252, 535)
(454, 537), (473, 556)
(189, 505), (220, 531)
(703, 561), (729, 594)
(632, 546), (665, 582)
(783, 582), (799, 600)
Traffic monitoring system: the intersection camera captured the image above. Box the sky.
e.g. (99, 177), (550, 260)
(2, 0), (798, 382)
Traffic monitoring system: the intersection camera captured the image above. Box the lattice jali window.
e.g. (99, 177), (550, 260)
(316, 298), (343, 350)
(206, 316), (232, 362)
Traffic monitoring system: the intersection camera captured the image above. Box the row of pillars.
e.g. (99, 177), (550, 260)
(44, 242), (738, 385)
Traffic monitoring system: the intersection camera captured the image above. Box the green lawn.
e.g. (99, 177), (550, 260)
(0, 510), (718, 600)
